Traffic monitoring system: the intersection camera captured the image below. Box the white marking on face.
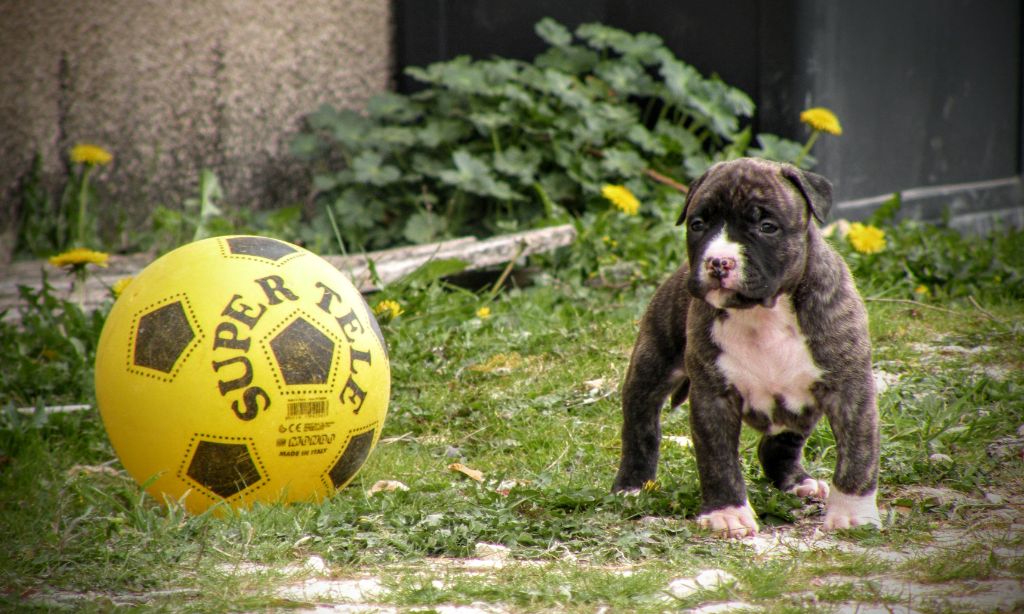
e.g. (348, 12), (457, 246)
(823, 488), (881, 530)
(697, 501), (759, 538)
(699, 229), (745, 290)
(712, 294), (823, 422)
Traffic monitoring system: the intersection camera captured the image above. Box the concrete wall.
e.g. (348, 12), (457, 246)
(0, 0), (392, 257)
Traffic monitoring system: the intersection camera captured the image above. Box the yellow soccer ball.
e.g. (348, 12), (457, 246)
(95, 236), (390, 514)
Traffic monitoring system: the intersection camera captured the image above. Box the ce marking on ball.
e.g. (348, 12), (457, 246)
(278, 421), (334, 434)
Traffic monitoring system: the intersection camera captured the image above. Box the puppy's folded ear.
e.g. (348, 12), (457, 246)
(781, 165), (833, 224)
(676, 171), (710, 226)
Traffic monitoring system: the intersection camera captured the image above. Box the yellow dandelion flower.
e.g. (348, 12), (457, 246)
(847, 222), (886, 254)
(111, 276), (134, 298)
(70, 143), (113, 166)
(601, 184), (640, 216)
(373, 299), (403, 320)
(642, 480), (659, 492)
(48, 248), (110, 268)
(800, 107), (843, 136)
(476, 306), (491, 319)
(913, 284), (930, 296)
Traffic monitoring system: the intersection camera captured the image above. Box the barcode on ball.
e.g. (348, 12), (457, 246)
(286, 398), (329, 419)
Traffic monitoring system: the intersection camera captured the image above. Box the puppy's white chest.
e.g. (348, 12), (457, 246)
(711, 296), (823, 416)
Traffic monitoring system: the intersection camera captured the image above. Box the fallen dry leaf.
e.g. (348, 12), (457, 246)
(66, 464), (123, 478)
(468, 353), (523, 374)
(368, 480), (410, 495)
(448, 462), (484, 482)
(495, 478), (528, 496)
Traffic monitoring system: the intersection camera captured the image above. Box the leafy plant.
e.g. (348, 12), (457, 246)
(293, 18), (805, 253)
(147, 169), (235, 253)
(0, 274), (107, 409)
(13, 145), (114, 257)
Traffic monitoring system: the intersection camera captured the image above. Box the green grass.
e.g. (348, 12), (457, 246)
(2, 245), (1024, 611)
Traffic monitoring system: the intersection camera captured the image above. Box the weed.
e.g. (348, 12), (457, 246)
(0, 276), (107, 408)
(293, 18), (806, 253)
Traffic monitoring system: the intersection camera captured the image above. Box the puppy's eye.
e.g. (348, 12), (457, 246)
(759, 221), (779, 234)
(689, 218), (706, 233)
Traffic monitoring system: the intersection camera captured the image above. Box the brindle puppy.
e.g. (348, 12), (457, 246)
(613, 158), (881, 537)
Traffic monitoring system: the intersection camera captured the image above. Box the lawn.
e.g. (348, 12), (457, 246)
(1, 219), (1023, 612)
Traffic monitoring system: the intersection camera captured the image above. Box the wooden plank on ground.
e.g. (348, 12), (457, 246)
(0, 224), (576, 319)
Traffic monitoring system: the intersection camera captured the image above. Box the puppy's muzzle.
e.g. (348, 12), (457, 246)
(705, 256), (737, 281)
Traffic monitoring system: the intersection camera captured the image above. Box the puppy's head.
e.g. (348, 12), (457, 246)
(677, 158), (832, 309)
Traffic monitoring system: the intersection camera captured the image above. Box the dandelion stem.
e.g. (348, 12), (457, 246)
(76, 166), (93, 247)
(73, 266), (88, 308)
(794, 130), (820, 167)
(533, 182), (556, 219)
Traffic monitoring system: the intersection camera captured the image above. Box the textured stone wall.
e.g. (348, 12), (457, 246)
(0, 0), (392, 257)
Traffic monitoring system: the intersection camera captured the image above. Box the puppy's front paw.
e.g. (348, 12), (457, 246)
(698, 503), (759, 538)
(789, 477), (830, 500)
(823, 488), (881, 530)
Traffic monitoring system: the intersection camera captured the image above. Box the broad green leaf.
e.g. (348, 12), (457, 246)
(600, 148), (647, 177)
(594, 61), (654, 96)
(403, 210), (447, 244)
(534, 45), (600, 75)
(659, 58), (699, 104)
(723, 127), (753, 159)
(305, 103), (340, 130)
(450, 149), (491, 181)
(329, 110), (370, 146)
(368, 126), (418, 149)
(538, 171), (579, 203)
(684, 154), (713, 180)
(418, 118), (470, 148)
(398, 257), (468, 284)
(439, 150), (522, 200)
(541, 70), (589, 108)
(749, 134), (809, 166)
(494, 147), (542, 184)
(627, 124), (666, 156)
(535, 17), (573, 47)
(352, 151), (401, 186)
(468, 111), (512, 131)
(655, 122), (702, 156)
(312, 173), (338, 192)
(614, 32), (665, 63)
(367, 92), (421, 123)
(290, 133), (320, 158)
(411, 152), (447, 178)
(576, 22), (630, 51)
(723, 86), (755, 117)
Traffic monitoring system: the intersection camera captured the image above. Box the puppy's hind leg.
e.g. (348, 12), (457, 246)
(758, 431), (829, 500)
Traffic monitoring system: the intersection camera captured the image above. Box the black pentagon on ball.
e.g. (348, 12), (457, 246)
(186, 439), (262, 498)
(225, 236), (297, 261)
(328, 429), (375, 489)
(134, 301), (195, 373)
(270, 317), (334, 385)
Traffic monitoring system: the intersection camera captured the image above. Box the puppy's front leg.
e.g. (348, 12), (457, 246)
(689, 384), (758, 537)
(613, 270), (690, 493)
(823, 391), (881, 529)
(612, 347), (685, 492)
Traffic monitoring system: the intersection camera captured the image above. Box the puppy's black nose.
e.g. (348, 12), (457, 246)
(705, 256), (737, 280)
